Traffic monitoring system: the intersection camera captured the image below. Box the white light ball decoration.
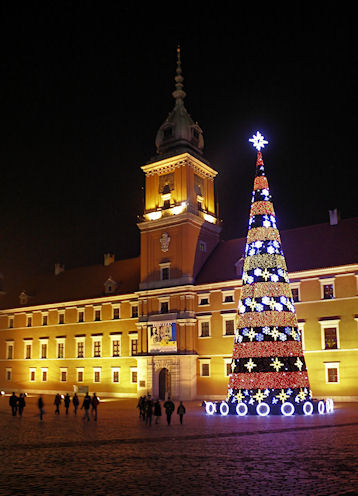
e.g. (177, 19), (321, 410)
(205, 401), (216, 415)
(281, 402), (295, 416)
(303, 401), (314, 416)
(236, 402), (248, 416)
(318, 400), (325, 415)
(326, 398), (334, 413)
(256, 402), (270, 416)
(219, 401), (230, 416)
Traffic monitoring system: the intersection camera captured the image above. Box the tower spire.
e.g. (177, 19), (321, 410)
(172, 44), (186, 105)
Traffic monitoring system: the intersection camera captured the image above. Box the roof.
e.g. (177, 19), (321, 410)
(0, 256), (140, 310)
(195, 217), (358, 284)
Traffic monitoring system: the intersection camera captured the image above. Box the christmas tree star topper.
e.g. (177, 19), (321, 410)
(249, 131), (268, 151)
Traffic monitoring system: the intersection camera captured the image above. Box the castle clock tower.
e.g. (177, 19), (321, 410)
(136, 48), (221, 400)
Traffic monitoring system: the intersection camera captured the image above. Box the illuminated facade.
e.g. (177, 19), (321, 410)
(0, 50), (357, 401)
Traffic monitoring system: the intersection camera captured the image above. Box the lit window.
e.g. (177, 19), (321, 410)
(199, 360), (210, 377)
(199, 320), (210, 338)
(112, 368), (120, 383)
(199, 241), (207, 253)
(320, 279), (335, 300)
(93, 340), (101, 357)
(77, 341), (84, 358)
(324, 362), (340, 383)
(324, 328), (338, 350)
(112, 339), (121, 357)
(60, 368), (67, 382)
(130, 367), (138, 384)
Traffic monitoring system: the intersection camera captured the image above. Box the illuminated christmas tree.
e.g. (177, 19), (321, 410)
(227, 132), (312, 416)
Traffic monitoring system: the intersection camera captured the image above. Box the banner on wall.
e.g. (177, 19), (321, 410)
(148, 321), (177, 353)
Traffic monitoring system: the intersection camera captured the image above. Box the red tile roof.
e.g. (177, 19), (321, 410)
(195, 218), (358, 284)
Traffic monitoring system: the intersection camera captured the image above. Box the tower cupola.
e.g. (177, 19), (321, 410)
(155, 46), (204, 158)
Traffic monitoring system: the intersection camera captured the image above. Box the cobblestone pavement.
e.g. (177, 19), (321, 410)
(0, 396), (358, 495)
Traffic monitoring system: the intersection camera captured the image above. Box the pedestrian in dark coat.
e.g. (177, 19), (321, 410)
(64, 393), (71, 415)
(137, 396), (145, 421)
(154, 400), (162, 424)
(145, 395), (153, 426)
(81, 393), (91, 421)
(163, 397), (175, 426)
(38, 395), (45, 420)
(18, 393), (26, 417)
(177, 401), (186, 424)
(72, 393), (79, 415)
(91, 393), (99, 421)
(9, 392), (18, 416)
(54, 393), (61, 414)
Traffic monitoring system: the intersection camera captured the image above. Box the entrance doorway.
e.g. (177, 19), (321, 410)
(158, 368), (170, 400)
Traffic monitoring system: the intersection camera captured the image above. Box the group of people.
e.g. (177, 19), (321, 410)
(137, 395), (186, 425)
(53, 392), (99, 420)
(9, 392), (26, 417)
(9, 391), (100, 421)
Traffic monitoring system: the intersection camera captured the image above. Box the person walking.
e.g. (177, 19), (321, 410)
(145, 395), (153, 426)
(154, 399), (162, 424)
(91, 393), (99, 421)
(163, 396), (175, 426)
(38, 395), (45, 421)
(18, 393), (26, 417)
(9, 392), (18, 416)
(81, 393), (91, 421)
(64, 393), (71, 415)
(54, 393), (61, 414)
(72, 393), (79, 415)
(177, 401), (186, 425)
(137, 396), (145, 421)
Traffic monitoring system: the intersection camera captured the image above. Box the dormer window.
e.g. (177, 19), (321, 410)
(163, 127), (173, 139)
(104, 277), (117, 295)
(19, 291), (29, 306)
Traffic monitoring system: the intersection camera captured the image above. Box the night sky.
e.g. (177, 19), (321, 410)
(1, 3), (357, 283)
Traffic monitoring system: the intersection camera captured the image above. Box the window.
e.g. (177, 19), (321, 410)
(130, 367), (138, 384)
(131, 338), (138, 356)
(198, 319), (210, 338)
(113, 307), (120, 320)
(199, 360), (210, 377)
(298, 322), (305, 350)
(290, 285), (300, 303)
(6, 342), (14, 360)
(24, 342), (32, 359)
(94, 309), (101, 321)
(5, 368), (12, 381)
(224, 319), (235, 336)
(112, 368), (120, 383)
(41, 368), (48, 382)
(320, 319), (340, 350)
(93, 368), (101, 383)
(42, 314), (48, 326)
(40, 341), (47, 358)
(198, 294), (210, 306)
(324, 362), (340, 383)
(29, 368), (36, 382)
(9, 317), (14, 329)
(160, 301), (169, 314)
(59, 312), (65, 324)
(57, 341), (65, 359)
(112, 338), (121, 357)
(77, 340), (85, 358)
(161, 267), (170, 281)
(78, 310), (84, 323)
(131, 305), (138, 318)
(60, 368), (67, 382)
(199, 241), (207, 253)
(93, 340), (101, 358)
(77, 368), (84, 383)
(324, 328), (338, 350)
(223, 293), (234, 303)
(27, 315), (32, 327)
(224, 359), (232, 377)
(320, 279), (335, 300)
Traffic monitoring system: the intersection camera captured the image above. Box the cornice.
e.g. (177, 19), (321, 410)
(141, 152), (218, 179)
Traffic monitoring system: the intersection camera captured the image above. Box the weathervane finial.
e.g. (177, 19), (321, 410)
(249, 131), (268, 152)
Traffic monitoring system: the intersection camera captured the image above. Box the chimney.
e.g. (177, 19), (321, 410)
(54, 263), (65, 276)
(329, 209), (340, 226)
(104, 253), (115, 266)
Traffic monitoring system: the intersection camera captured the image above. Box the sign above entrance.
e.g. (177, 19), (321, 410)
(148, 321), (177, 353)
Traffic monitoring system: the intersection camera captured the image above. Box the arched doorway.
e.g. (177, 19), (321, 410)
(158, 368), (171, 400)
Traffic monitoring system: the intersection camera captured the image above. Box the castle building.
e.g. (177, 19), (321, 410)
(0, 50), (357, 401)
